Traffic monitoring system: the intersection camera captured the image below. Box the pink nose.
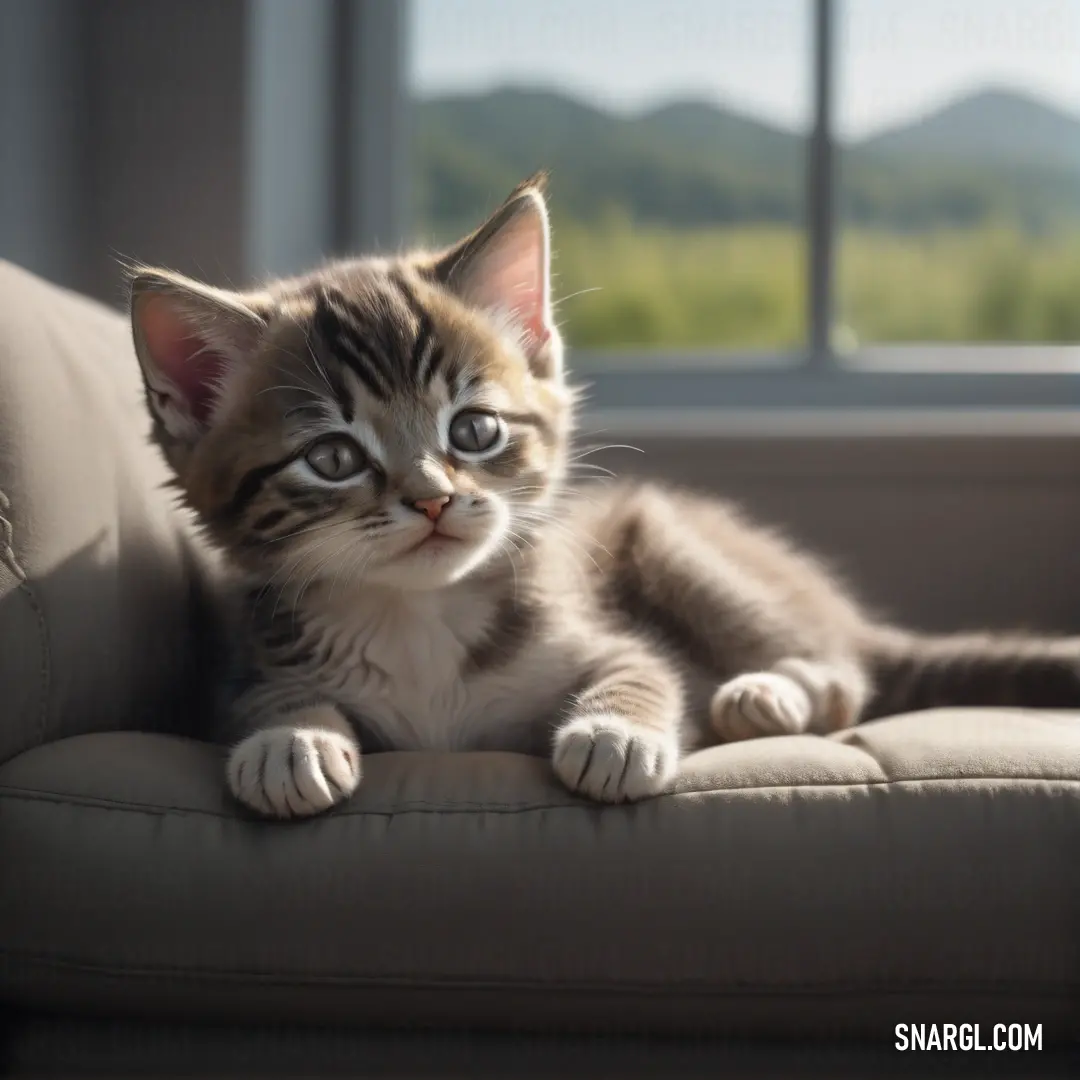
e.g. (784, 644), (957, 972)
(413, 495), (450, 521)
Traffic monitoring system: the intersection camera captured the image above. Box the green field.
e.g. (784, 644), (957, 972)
(548, 218), (1080, 351)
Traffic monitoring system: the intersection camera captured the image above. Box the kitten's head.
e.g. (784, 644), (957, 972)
(130, 175), (572, 591)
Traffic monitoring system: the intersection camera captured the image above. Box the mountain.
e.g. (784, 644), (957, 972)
(860, 88), (1080, 175)
(635, 98), (800, 173)
(413, 86), (1080, 237)
(415, 88), (803, 235)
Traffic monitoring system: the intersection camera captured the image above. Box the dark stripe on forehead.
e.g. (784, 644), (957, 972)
(322, 366), (355, 424)
(335, 284), (403, 370)
(332, 340), (392, 402)
(447, 367), (482, 404)
(389, 268), (424, 314)
(405, 302), (439, 386)
(338, 319), (396, 392)
(298, 326), (354, 423)
(314, 287), (394, 401)
(417, 338), (445, 386)
(389, 269), (445, 387)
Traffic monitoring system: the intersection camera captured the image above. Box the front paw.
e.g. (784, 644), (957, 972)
(552, 713), (678, 803)
(710, 671), (812, 742)
(226, 711), (361, 819)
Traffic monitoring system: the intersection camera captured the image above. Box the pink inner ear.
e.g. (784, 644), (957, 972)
(167, 333), (228, 424)
(481, 219), (550, 351)
(521, 306), (551, 349)
(140, 297), (229, 424)
(506, 271), (550, 349)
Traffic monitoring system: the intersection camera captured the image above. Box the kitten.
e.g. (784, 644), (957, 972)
(129, 174), (1080, 818)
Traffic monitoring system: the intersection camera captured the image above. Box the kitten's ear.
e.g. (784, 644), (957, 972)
(431, 173), (560, 378)
(130, 269), (272, 444)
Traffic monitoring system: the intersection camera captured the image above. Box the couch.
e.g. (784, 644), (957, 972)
(1, 260), (1078, 1076)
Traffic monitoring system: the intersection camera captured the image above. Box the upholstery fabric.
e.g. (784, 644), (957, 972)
(1, 711), (1078, 1037)
(0, 261), (211, 765)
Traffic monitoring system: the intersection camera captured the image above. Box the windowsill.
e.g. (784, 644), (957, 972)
(572, 344), (1080, 375)
(842, 344), (1080, 375)
(568, 347), (1080, 418)
(579, 406), (1080, 439)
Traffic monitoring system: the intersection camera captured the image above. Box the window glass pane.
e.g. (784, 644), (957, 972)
(409, 0), (809, 353)
(837, 0), (1080, 345)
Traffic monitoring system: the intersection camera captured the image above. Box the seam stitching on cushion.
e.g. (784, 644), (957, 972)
(1, 774), (1078, 821)
(0, 487), (51, 748)
(2, 948), (1079, 994)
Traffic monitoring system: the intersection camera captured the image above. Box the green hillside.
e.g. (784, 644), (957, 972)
(412, 87), (1080, 348)
(862, 88), (1080, 174)
(414, 86), (1080, 238)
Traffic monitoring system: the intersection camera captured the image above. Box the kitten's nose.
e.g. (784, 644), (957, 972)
(411, 495), (451, 521)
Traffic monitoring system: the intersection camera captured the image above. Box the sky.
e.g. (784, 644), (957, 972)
(410, 0), (1080, 139)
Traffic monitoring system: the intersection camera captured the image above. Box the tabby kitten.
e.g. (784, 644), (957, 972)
(130, 175), (1080, 819)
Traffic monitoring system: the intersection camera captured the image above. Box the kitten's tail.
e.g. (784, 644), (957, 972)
(859, 628), (1080, 722)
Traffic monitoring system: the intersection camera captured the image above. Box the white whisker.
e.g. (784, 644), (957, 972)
(570, 443), (644, 460)
(257, 383), (322, 398)
(552, 286), (603, 309)
(263, 519), (355, 545)
(566, 462), (619, 479)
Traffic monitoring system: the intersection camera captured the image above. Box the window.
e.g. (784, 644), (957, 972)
(406, 0), (1080, 393)
(409, 0), (810, 353)
(285, 0), (1080, 412)
(838, 1), (1080, 347)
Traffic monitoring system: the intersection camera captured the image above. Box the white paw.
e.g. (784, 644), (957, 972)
(552, 713), (678, 803)
(710, 671), (812, 743)
(226, 721), (361, 819)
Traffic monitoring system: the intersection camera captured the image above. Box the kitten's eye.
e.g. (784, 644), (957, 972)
(305, 436), (366, 481)
(449, 410), (502, 455)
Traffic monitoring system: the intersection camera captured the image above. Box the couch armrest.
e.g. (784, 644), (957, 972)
(0, 261), (212, 763)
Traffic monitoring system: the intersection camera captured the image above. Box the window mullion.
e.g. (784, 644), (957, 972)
(807, 0), (836, 370)
(337, 0), (411, 255)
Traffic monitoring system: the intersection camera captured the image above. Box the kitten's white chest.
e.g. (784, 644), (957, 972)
(311, 591), (505, 750)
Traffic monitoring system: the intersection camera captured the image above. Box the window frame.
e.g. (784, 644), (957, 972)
(249, 0), (1080, 413)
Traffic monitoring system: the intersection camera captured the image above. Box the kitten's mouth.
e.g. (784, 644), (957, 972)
(403, 527), (464, 556)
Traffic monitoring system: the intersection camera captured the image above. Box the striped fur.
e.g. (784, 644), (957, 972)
(129, 176), (1080, 819)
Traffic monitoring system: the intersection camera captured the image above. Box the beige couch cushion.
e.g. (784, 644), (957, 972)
(0, 261), (211, 764)
(2, 260), (1079, 1042)
(2, 708), (1078, 1038)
